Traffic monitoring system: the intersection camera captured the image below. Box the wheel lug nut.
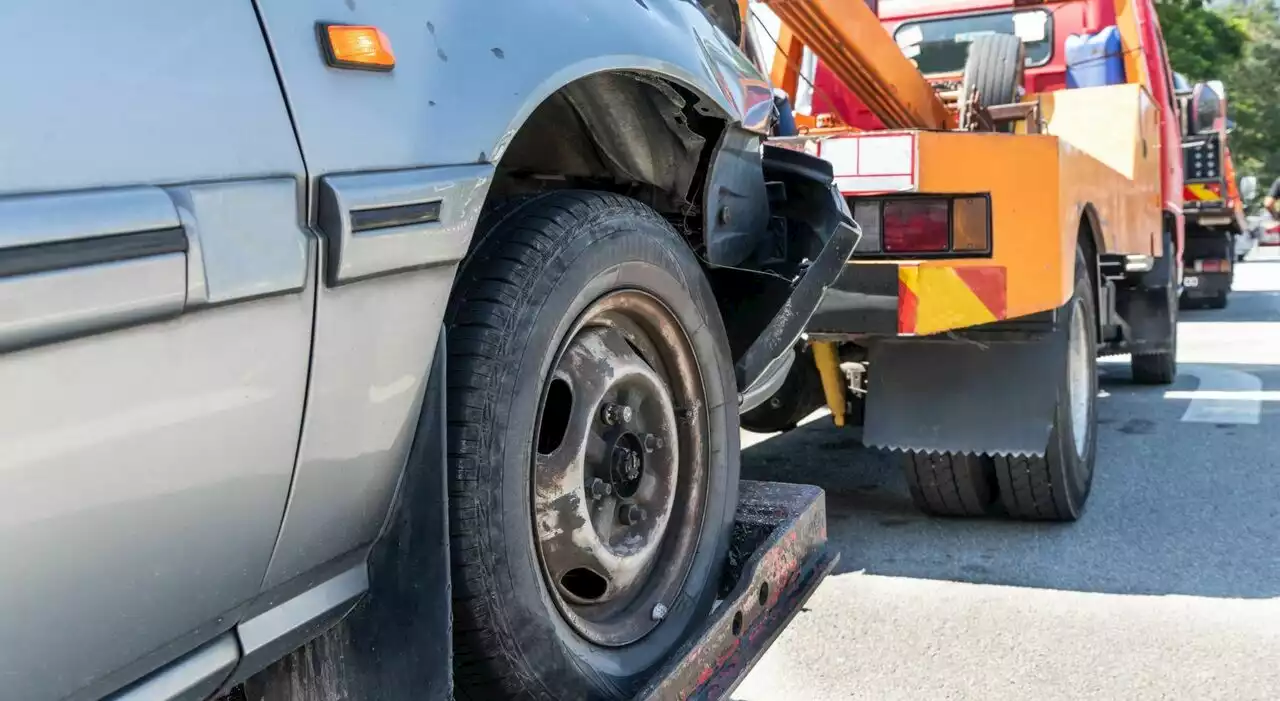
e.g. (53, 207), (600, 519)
(618, 503), (645, 525)
(601, 403), (634, 425)
(589, 478), (612, 500)
(642, 434), (664, 453)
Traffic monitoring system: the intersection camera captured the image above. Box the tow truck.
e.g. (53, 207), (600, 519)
(743, 0), (1183, 521)
(1176, 77), (1246, 308)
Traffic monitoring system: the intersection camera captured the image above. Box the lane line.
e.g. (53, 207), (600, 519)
(1172, 367), (1264, 425)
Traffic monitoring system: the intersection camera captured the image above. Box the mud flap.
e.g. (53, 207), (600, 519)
(863, 328), (1066, 457)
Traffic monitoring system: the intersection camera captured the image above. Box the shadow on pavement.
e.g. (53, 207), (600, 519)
(742, 364), (1280, 600)
(1181, 289), (1280, 323)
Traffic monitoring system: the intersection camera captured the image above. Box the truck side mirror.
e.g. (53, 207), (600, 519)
(1241, 175), (1258, 202)
(1190, 81), (1226, 134)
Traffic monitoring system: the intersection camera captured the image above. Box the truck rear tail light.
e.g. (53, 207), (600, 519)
(848, 195), (990, 256)
(1197, 259), (1230, 273)
(883, 200), (949, 253)
(951, 197), (989, 251)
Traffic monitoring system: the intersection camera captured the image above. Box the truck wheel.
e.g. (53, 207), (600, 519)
(993, 247), (1097, 521)
(1131, 236), (1179, 384)
(741, 345), (825, 433)
(901, 451), (996, 517)
(445, 191), (739, 700)
(960, 33), (1025, 132)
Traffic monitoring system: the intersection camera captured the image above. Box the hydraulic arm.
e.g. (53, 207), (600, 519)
(763, 0), (951, 130)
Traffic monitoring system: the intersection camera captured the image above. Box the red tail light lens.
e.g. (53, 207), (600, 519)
(883, 199), (949, 253)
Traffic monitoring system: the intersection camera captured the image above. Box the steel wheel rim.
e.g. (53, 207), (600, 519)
(531, 290), (709, 647)
(1067, 297), (1090, 460)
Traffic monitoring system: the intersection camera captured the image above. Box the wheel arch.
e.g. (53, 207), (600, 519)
(482, 67), (759, 261)
(1078, 202), (1105, 256)
(1078, 204), (1103, 333)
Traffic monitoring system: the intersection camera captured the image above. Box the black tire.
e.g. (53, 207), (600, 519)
(960, 33), (1025, 132)
(901, 451), (997, 517)
(993, 247), (1097, 521)
(1131, 241), (1179, 385)
(1207, 289), (1229, 309)
(445, 191), (739, 700)
(741, 345), (825, 433)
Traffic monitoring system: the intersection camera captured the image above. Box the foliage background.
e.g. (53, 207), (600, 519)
(1155, 0), (1276, 186)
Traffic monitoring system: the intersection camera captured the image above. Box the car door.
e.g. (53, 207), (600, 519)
(0, 3), (313, 700)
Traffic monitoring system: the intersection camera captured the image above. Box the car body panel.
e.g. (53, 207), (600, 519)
(0, 3), (313, 699)
(254, 0), (771, 180)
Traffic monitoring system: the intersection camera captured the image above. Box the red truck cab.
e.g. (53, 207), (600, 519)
(810, 0), (1184, 262)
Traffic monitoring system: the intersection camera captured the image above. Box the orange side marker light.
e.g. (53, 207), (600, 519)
(319, 24), (395, 71)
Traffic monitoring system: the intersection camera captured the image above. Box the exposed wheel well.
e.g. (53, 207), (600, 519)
(481, 71), (728, 253)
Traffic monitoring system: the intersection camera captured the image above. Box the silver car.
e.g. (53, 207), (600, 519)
(0, 2), (850, 699)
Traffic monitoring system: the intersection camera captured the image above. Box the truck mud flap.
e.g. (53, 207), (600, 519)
(634, 481), (837, 701)
(863, 330), (1065, 457)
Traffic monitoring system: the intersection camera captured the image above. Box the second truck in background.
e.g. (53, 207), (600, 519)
(1177, 77), (1246, 308)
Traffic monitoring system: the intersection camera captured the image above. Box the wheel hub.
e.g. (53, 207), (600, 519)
(530, 291), (709, 647)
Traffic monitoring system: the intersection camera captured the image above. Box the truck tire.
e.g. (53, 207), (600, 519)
(1207, 289), (1229, 309)
(901, 451), (996, 517)
(741, 345), (825, 433)
(1131, 234), (1179, 384)
(960, 33), (1025, 132)
(445, 191), (739, 700)
(993, 247), (1097, 521)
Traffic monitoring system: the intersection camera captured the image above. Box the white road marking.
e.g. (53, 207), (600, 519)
(1171, 367), (1265, 425)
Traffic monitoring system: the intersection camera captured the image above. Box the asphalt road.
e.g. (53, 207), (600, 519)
(734, 249), (1280, 701)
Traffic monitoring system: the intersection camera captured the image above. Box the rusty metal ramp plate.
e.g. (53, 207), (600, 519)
(634, 481), (838, 701)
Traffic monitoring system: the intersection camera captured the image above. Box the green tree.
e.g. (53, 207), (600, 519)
(1217, 0), (1280, 178)
(1155, 0), (1247, 80)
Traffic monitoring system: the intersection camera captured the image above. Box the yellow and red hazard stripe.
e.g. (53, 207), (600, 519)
(898, 265), (1007, 335)
(1184, 182), (1223, 203)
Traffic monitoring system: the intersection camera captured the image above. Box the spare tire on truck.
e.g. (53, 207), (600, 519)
(959, 33), (1026, 132)
(445, 191), (740, 699)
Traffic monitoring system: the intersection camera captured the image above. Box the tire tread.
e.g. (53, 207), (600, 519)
(901, 451), (994, 517)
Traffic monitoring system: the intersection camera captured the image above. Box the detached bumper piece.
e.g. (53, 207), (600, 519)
(634, 481), (837, 701)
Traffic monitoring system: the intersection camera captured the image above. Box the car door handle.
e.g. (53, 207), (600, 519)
(316, 165), (491, 286)
(0, 187), (188, 351)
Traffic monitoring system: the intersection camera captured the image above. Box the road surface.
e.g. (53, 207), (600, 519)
(735, 250), (1280, 701)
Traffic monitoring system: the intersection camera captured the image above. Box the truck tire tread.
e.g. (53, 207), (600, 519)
(992, 246), (1096, 522)
(1131, 352), (1176, 384)
(992, 453), (1062, 519)
(901, 451), (995, 517)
